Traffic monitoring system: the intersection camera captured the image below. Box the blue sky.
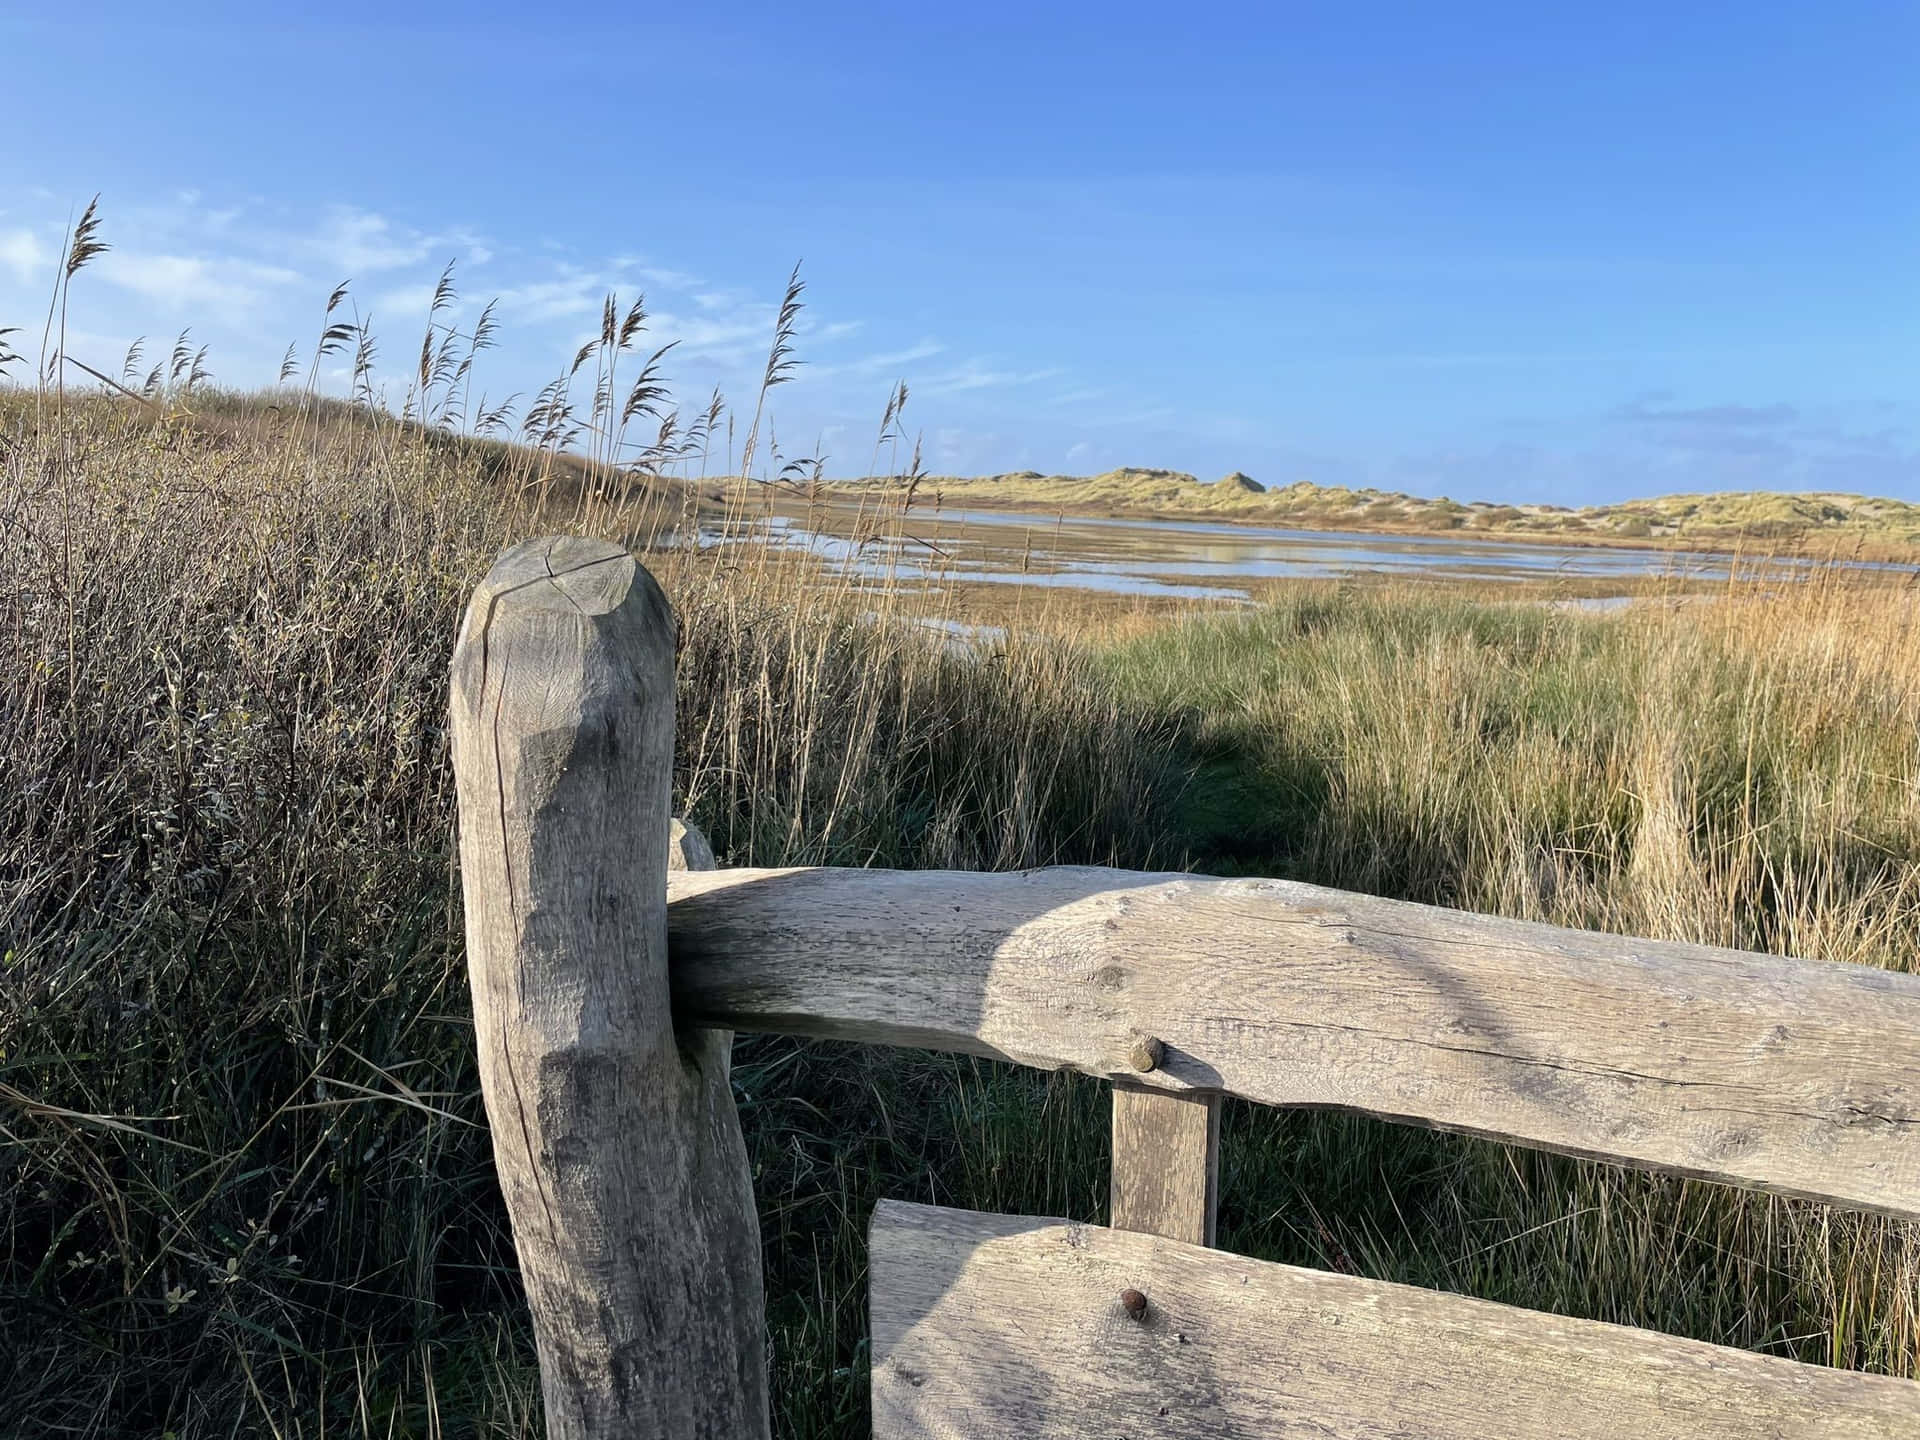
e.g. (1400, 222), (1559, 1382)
(3, 2), (1915, 502)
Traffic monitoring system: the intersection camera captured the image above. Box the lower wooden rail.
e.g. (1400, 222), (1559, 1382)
(870, 1202), (1920, 1439)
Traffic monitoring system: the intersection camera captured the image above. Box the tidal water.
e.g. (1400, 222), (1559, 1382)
(704, 505), (1884, 603)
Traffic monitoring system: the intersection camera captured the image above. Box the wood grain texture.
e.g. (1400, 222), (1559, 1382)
(452, 538), (767, 1440)
(669, 865), (1920, 1219)
(1111, 1085), (1219, 1246)
(870, 1201), (1920, 1440)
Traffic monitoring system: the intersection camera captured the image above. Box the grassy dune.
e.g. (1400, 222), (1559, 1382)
(852, 467), (1920, 560)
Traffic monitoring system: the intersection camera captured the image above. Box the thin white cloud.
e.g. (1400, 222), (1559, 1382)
(93, 251), (302, 316)
(1043, 386), (1105, 407)
(493, 267), (614, 324)
(790, 339), (945, 384)
(650, 307), (770, 352)
(918, 362), (1062, 396)
(374, 281), (455, 321)
(846, 340), (945, 372)
(0, 228), (49, 285)
(445, 228), (494, 266)
(305, 207), (443, 275)
(611, 257), (704, 289)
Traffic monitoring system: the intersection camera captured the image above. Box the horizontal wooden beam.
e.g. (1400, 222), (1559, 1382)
(669, 866), (1920, 1220)
(869, 1201), (1920, 1439)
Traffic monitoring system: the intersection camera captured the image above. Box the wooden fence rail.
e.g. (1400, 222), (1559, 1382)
(666, 864), (1920, 1222)
(452, 539), (1920, 1438)
(870, 1202), (1920, 1440)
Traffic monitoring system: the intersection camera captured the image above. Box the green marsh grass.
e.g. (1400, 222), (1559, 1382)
(1104, 584), (1920, 1373)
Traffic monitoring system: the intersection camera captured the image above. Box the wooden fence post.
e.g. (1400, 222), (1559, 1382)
(451, 537), (768, 1439)
(1110, 1086), (1220, 1246)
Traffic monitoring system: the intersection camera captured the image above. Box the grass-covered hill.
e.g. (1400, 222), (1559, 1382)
(844, 469), (1920, 559)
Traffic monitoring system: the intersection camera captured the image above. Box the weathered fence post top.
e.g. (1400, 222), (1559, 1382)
(451, 536), (768, 1440)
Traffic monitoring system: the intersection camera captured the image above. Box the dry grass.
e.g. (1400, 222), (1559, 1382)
(5, 220), (1919, 1434)
(0, 217), (1184, 1436)
(1102, 574), (1920, 1378)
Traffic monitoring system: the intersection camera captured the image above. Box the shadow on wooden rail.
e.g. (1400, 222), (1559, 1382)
(667, 863), (1920, 1220)
(451, 538), (1920, 1439)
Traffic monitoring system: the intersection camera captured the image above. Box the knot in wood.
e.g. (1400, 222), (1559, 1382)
(1120, 1287), (1149, 1321)
(1128, 1034), (1164, 1073)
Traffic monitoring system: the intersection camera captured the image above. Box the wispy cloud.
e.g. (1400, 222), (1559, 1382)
(917, 361), (1062, 396)
(0, 227), (50, 285)
(1043, 386), (1106, 407)
(809, 339), (947, 380)
(95, 251), (301, 319)
(1611, 399), (1798, 427)
(304, 207), (442, 275)
(610, 257), (704, 290)
(371, 280), (451, 322)
(489, 267), (611, 325)
(649, 306), (773, 357)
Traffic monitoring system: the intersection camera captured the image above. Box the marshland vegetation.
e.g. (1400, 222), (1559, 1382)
(3, 214), (1917, 1435)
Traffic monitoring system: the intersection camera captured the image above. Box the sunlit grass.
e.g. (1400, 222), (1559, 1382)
(1101, 579), (1920, 1376)
(0, 373), (1179, 1436)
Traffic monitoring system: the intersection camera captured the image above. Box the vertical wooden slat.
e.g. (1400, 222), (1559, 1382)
(1110, 1083), (1220, 1246)
(452, 537), (768, 1440)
